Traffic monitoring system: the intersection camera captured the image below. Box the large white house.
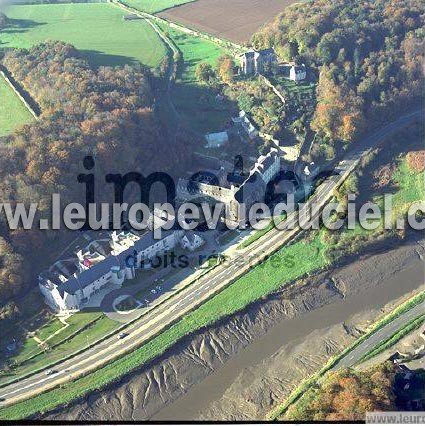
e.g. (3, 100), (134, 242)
(251, 148), (281, 185)
(39, 226), (187, 313)
(39, 253), (126, 312)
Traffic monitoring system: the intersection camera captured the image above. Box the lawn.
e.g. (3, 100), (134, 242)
(157, 22), (231, 133)
(0, 3), (167, 68)
(121, 0), (196, 14)
(161, 24), (225, 84)
(35, 318), (64, 342)
(0, 76), (34, 136)
(0, 312), (119, 384)
(391, 156), (425, 220)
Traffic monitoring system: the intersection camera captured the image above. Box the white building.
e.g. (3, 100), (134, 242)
(251, 147), (281, 185)
(205, 131), (229, 149)
(232, 111), (258, 139)
(39, 228), (184, 313)
(39, 254), (127, 312)
(289, 64), (306, 82)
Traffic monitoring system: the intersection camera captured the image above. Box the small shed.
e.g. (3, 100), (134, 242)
(123, 14), (141, 21)
(205, 131), (229, 149)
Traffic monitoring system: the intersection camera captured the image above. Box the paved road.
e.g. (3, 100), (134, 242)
(334, 301), (425, 369)
(0, 110), (421, 408)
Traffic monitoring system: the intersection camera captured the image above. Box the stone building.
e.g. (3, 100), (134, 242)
(240, 48), (277, 75)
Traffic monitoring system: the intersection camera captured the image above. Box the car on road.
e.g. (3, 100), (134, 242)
(118, 332), (129, 339)
(45, 369), (56, 376)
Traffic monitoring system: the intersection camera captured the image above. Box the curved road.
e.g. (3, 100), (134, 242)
(0, 110), (422, 408)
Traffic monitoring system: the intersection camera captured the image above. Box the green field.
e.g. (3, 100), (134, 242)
(391, 157), (425, 219)
(161, 25), (225, 84)
(0, 3), (167, 68)
(0, 76), (34, 136)
(157, 23), (230, 133)
(121, 0), (196, 14)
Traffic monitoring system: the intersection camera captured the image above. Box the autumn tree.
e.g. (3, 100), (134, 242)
(287, 363), (397, 421)
(311, 65), (364, 143)
(216, 55), (235, 83)
(195, 62), (215, 84)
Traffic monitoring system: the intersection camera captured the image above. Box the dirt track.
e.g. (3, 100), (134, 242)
(159, 0), (297, 43)
(42, 234), (425, 421)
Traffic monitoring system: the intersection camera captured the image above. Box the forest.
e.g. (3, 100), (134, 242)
(286, 363), (397, 420)
(252, 0), (424, 160)
(0, 41), (190, 321)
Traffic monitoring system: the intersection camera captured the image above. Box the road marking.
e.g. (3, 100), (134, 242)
(0, 371), (63, 399)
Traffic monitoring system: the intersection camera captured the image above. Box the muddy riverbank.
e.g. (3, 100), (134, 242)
(44, 234), (425, 421)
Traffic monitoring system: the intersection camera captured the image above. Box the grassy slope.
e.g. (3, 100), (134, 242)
(0, 76), (34, 136)
(158, 23), (230, 133)
(392, 158), (425, 219)
(0, 3), (167, 68)
(121, 0), (196, 14)
(0, 313), (119, 383)
(165, 25), (224, 84)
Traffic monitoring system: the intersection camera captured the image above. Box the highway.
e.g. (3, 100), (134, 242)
(0, 110), (422, 407)
(334, 301), (425, 369)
